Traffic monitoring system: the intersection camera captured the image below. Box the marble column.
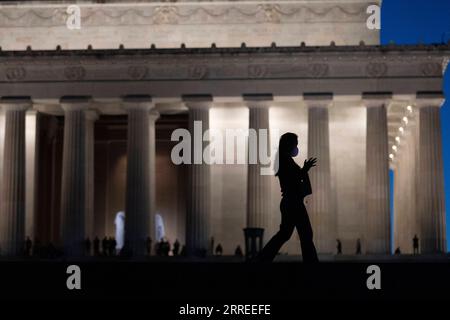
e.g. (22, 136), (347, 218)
(364, 95), (391, 254)
(0, 98), (30, 256)
(148, 110), (160, 247)
(184, 95), (212, 256)
(123, 96), (153, 256)
(305, 94), (333, 254)
(244, 95), (271, 230)
(85, 110), (98, 240)
(416, 94), (446, 253)
(25, 110), (40, 241)
(60, 98), (89, 256)
(393, 105), (419, 254)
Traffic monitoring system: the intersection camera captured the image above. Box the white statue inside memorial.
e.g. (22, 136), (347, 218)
(155, 213), (165, 242)
(115, 211), (125, 250)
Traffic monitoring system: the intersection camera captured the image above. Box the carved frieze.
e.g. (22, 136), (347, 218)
(64, 66), (86, 80)
(5, 67), (26, 81)
(128, 65), (149, 80)
(188, 65), (208, 79)
(366, 62), (387, 77)
(0, 2), (374, 27)
(248, 65), (268, 78)
(152, 6), (179, 24)
(420, 62), (441, 76)
(308, 63), (329, 77)
(0, 46), (447, 84)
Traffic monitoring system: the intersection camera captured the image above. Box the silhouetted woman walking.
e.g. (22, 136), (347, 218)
(256, 132), (319, 263)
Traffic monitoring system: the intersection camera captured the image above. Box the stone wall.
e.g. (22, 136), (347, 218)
(0, 0), (380, 50)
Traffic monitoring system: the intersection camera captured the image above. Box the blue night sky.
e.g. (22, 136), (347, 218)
(381, 0), (450, 250)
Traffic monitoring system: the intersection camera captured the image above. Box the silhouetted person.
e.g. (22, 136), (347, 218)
(173, 239), (180, 256)
(34, 238), (42, 258)
(215, 244), (223, 256)
(93, 236), (100, 256)
(25, 237), (32, 257)
(146, 237), (152, 256)
(109, 237), (116, 256)
(84, 238), (91, 256)
(356, 239), (362, 255)
(102, 236), (108, 256)
(160, 238), (170, 256)
(413, 234), (419, 254)
(395, 247), (401, 255)
(180, 245), (187, 256)
(165, 239), (171, 256)
(235, 245), (243, 257)
(256, 133), (319, 263)
(336, 239), (342, 255)
(155, 240), (162, 256)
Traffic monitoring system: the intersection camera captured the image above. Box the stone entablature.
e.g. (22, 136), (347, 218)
(0, 44), (447, 99)
(0, 0), (380, 49)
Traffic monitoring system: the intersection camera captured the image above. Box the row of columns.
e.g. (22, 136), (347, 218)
(60, 96), (162, 256)
(0, 96), (160, 256)
(416, 96), (446, 253)
(0, 93), (446, 256)
(184, 93), (391, 255)
(393, 95), (446, 253)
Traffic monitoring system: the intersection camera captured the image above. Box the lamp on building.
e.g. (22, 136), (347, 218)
(402, 116), (409, 125)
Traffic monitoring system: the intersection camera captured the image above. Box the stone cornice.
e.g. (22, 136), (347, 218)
(3, 42), (447, 55)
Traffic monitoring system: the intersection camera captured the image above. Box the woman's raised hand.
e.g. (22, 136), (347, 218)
(303, 157), (317, 172)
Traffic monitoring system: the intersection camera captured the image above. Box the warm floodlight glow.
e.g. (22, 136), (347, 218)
(392, 145), (398, 152)
(395, 136), (400, 143)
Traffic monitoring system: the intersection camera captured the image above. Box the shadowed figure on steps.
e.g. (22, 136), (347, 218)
(255, 132), (319, 263)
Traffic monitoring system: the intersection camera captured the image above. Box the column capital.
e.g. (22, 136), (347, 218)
(60, 96), (91, 111)
(243, 94), (273, 108)
(303, 93), (333, 108)
(85, 110), (99, 121)
(183, 94), (213, 109)
(26, 109), (38, 116)
(0, 96), (32, 111)
(122, 95), (154, 111)
(362, 92), (392, 108)
(149, 110), (160, 121)
(415, 92), (445, 108)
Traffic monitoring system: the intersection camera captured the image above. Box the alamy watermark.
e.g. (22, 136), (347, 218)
(170, 121), (280, 176)
(66, 5), (81, 30)
(366, 4), (381, 30)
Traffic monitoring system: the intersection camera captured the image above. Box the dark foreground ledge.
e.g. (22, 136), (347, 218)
(0, 257), (449, 303)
